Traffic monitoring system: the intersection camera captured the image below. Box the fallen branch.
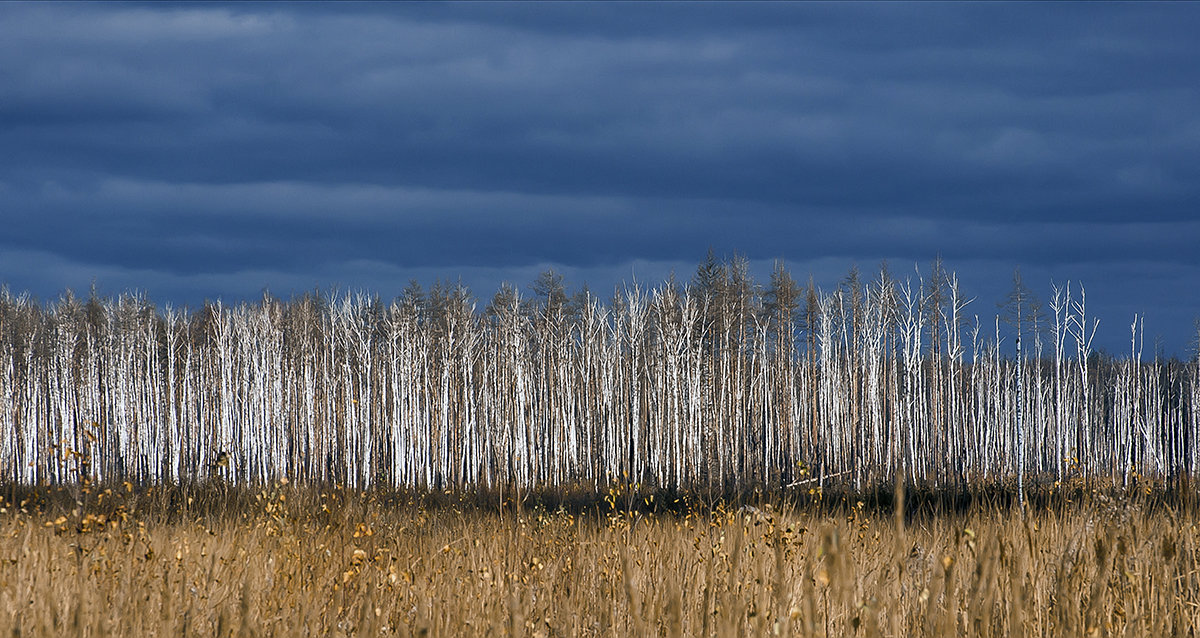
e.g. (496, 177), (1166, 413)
(786, 470), (851, 488)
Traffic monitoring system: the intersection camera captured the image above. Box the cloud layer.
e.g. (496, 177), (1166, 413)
(2, 3), (1198, 353)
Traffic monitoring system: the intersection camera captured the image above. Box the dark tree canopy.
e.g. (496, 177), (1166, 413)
(763, 259), (800, 349)
(530, 269), (569, 316)
(999, 267), (1046, 340)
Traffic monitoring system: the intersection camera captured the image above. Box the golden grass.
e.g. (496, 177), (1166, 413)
(0, 484), (1196, 637)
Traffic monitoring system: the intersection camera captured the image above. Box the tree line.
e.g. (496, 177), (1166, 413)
(0, 255), (1196, 494)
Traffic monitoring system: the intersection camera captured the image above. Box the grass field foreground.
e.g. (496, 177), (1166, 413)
(0, 484), (1196, 637)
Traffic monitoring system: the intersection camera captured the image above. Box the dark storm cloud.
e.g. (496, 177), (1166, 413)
(1, 2), (1198, 352)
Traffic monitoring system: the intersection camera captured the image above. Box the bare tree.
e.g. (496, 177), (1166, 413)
(999, 267), (1043, 504)
(0, 260), (1193, 498)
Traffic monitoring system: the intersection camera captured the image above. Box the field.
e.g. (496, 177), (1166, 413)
(0, 483), (1196, 637)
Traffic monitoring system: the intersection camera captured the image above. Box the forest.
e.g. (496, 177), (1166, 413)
(1, 255), (1196, 495)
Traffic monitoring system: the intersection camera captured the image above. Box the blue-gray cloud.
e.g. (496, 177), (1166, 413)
(1, 2), (1198, 353)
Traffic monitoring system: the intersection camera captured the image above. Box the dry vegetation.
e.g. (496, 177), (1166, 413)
(0, 483), (1196, 637)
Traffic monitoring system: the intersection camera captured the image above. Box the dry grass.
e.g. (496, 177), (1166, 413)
(0, 484), (1196, 637)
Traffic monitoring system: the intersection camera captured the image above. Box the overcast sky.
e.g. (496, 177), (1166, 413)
(2, 3), (1198, 355)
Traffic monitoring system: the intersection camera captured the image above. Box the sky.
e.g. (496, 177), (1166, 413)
(1, 2), (1198, 356)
